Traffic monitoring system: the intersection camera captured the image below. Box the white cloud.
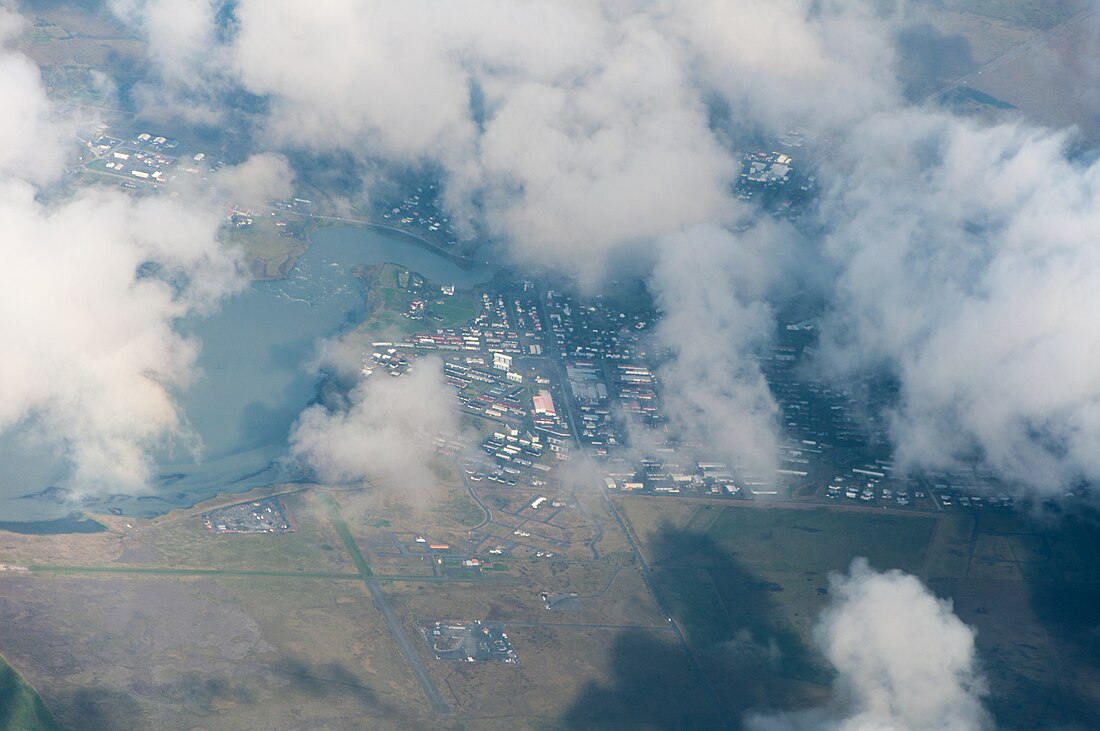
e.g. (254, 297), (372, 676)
(108, 0), (1100, 498)
(820, 110), (1100, 492)
(208, 152), (294, 205)
(0, 9), (247, 494)
(121, 0), (898, 276)
(204, 0), (899, 486)
(110, 0), (231, 124)
(671, 0), (900, 133)
(473, 16), (737, 284)
(289, 358), (461, 498)
(651, 223), (791, 475)
(747, 559), (992, 731)
(0, 7), (66, 182)
(0, 183), (243, 493)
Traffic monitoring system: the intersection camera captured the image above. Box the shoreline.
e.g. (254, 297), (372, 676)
(257, 216), (483, 282)
(2, 224), (490, 531)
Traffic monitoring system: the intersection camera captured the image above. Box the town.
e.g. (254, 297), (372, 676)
(72, 122), (1041, 519)
(362, 267), (1030, 518)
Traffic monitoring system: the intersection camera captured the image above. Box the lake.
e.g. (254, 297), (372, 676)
(0, 226), (495, 521)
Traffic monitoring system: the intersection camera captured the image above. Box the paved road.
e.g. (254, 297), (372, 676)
(462, 472), (493, 531)
(494, 620), (674, 633)
(324, 497), (451, 715)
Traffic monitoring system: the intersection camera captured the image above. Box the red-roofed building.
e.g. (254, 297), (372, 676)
(533, 390), (556, 417)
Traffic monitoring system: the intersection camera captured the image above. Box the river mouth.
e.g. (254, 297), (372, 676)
(1, 226), (495, 523)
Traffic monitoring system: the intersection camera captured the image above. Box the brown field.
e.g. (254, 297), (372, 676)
(428, 626), (719, 730)
(967, 14), (1100, 138)
(903, 0), (1100, 138)
(0, 574), (429, 730)
(385, 559), (664, 630)
(0, 481), (687, 729)
(0, 482), (1096, 729)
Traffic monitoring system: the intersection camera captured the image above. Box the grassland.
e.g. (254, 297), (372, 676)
(0, 482), (689, 729)
(0, 488), (474, 729)
(907, 0), (1100, 138)
(929, 0), (1089, 30)
(0, 482), (1096, 728)
(16, 4), (145, 108)
(0, 490), (354, 576)
(355, 262), (479, 341)
(617, 495), (1100, 727)
(434, 493), (486, 529)
(141, 492), (355, 574)
(0, 660), (62, 731)
(385, 559), (664, 630)
(227, 217), (309, 280)
(618, 499), (935, 698)
(0, 573), (432, 730)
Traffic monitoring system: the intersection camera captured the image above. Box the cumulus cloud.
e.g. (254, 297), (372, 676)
(747, 559), (992, 731)
(154, 0), (895, 478)
(119, 0), (899, 274)
(473, 20), (738, 282)
(0, 7), (67, 182)
(224, 0), (736, 281)
(110, 0), (232, 124)
(651, 223), (791, 476)
(0, 8), (250, 494)
(289, 358), (461, 498)
(233, 0), (479, 157)
(820, 110), (1100, 492)
(208, 151), (294, 205)
(0, 185), (242, 491)
(201, 0), (897, 478)
(672, 0), (901, 133)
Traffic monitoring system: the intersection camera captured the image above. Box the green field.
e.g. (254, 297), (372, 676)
(702, 506), (934, 575)
(621, 501), (937, 690)
(130, 492), (355, 575)
(228, 217), (308, 280)
(357, 262), (479, 340)
(618, 497), (1100, 727)
(0, 661), (61, 731)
